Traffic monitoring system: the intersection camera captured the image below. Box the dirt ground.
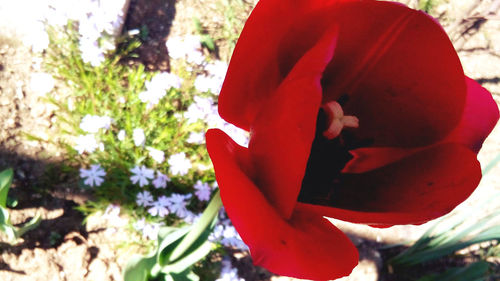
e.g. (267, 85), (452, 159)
(0, 0), (499, 280)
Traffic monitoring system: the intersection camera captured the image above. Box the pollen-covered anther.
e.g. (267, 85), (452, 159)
(322, 101), (359, 140)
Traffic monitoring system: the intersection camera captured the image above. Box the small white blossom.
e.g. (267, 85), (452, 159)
(193, 180), (212, 201)
(167, 193), (191, 218)
(117, 129), (126, 141)
(148, 196), (170, 217)
(194, 74), (224, 94)
(142, 222), (161, 240)
(80, 115), (112, 133)
(184, 96), (214, 124)
(136, 190), (154, 207)
(74, 134), (99, 154)
(130, 165), (155, 187)
(80, 164), (106, 187)
(147, 147), (165, 164)
(102, 204), (127, 227)
(132, 128), (145, 147)
(152, 171), (170, 189)
(138, 72), (181, 108)
(30, 72), (55, 95)
(187, 132), (205, 144)
(166, 35), (205, 65)
(168, 153), (192, 176)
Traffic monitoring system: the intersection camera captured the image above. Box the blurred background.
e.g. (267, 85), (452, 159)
(0, 0), (498, 280)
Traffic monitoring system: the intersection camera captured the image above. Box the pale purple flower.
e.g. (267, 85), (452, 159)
(194, 180), (212, 201)
(168, 153), (192, 176)
(148, 196), (170, 217)
(136, 190), (154, 207)
(216, 258), (244, 281)
(184, 96), (214, 124)
(152, 171), (170, 189)
(130, 165), (154, 187)
(194, 74), (224, 94)
(167, 193), (191, 218)
(80, 164), (106, 187)
(74, 134), (99, 154)
(133, 128), (145, 147)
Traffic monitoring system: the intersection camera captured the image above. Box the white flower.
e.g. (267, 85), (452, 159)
(187, 132), (205, 144)
(184, 96), (214, 124)
(168, 153), (192, 176)
(136, 190), (154, 207)
(74, 134), (99, 154)
(167, 193), (191, 218)
(132, 128), (145, 146)
(205, 60), (228, 79)
(147, 147), (165, 164)
(139, 73), (180, 108)
(117, 129), (126, 141)
(80, 164), (106, 187)
(165, 35), (205, 64)
(130, 165), (154, 187)
(194, 74), (223, 94)
(79, 38), (106, 67)
(30, 72), (55, 95)
(152, 171), (170, 189)
(165, 36), (185, 59)
(148, 195), (170, 217)
(102, 204), (127, 227)
(80, 115), (112, 133)
(142, 223), (161, 240)
(193, 180), (212, 201)
(134, 217), (146, 231)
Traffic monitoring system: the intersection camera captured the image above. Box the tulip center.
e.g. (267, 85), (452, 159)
(298, 100), (367, 206)
(321, 101), (359, 140)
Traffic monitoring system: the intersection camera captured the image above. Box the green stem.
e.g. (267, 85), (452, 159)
(168, 189), (222, 262)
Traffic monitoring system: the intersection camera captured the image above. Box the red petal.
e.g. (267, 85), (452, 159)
(218, 0), (342, 130)
(321, 1), (466, 147)
(298, 143), (481, 226)
(248, 26), (339, 219)
(206, 129), (358, 280)
(443, 77), (499, 153)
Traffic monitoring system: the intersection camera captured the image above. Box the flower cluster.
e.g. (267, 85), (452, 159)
(166, 35), (205, 65)
(139, 72), (182, 108)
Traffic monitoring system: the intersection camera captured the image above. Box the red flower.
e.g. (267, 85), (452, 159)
(206, 0), (499, 279)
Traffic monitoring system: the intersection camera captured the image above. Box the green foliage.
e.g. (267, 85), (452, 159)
(0, 168), (41, 243)
(418, 0), (439, 14)
(416, 261), (491, 281)
(123, 191), (222, 281)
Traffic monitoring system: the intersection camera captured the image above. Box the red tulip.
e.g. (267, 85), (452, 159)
(206, 0), (499, 279)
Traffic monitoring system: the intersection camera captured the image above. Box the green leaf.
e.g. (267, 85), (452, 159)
(168, 190), (222, 262)
(416, 261), (490, 281)
(162, 240), (213, 275)
(0, 168), (13, 208)
(0, 206), (16, 242)
(157, 226), (192, 266)
(170, 269), (200, 281)
(15, 213), (42, 238)
(123, 253), (157, 281)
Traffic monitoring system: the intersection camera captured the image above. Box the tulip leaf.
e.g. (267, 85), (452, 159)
(157, 226), (192, 266)
(0, 168), (13, 208)
(416, 261), (490, 281)
(122, 252), (157, 281)
(168, 190), (221, 262)
(161, 240), (213, 275)
(15, 213), (42, 238)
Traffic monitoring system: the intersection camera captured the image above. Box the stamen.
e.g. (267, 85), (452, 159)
(322, 101), (359, 140)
